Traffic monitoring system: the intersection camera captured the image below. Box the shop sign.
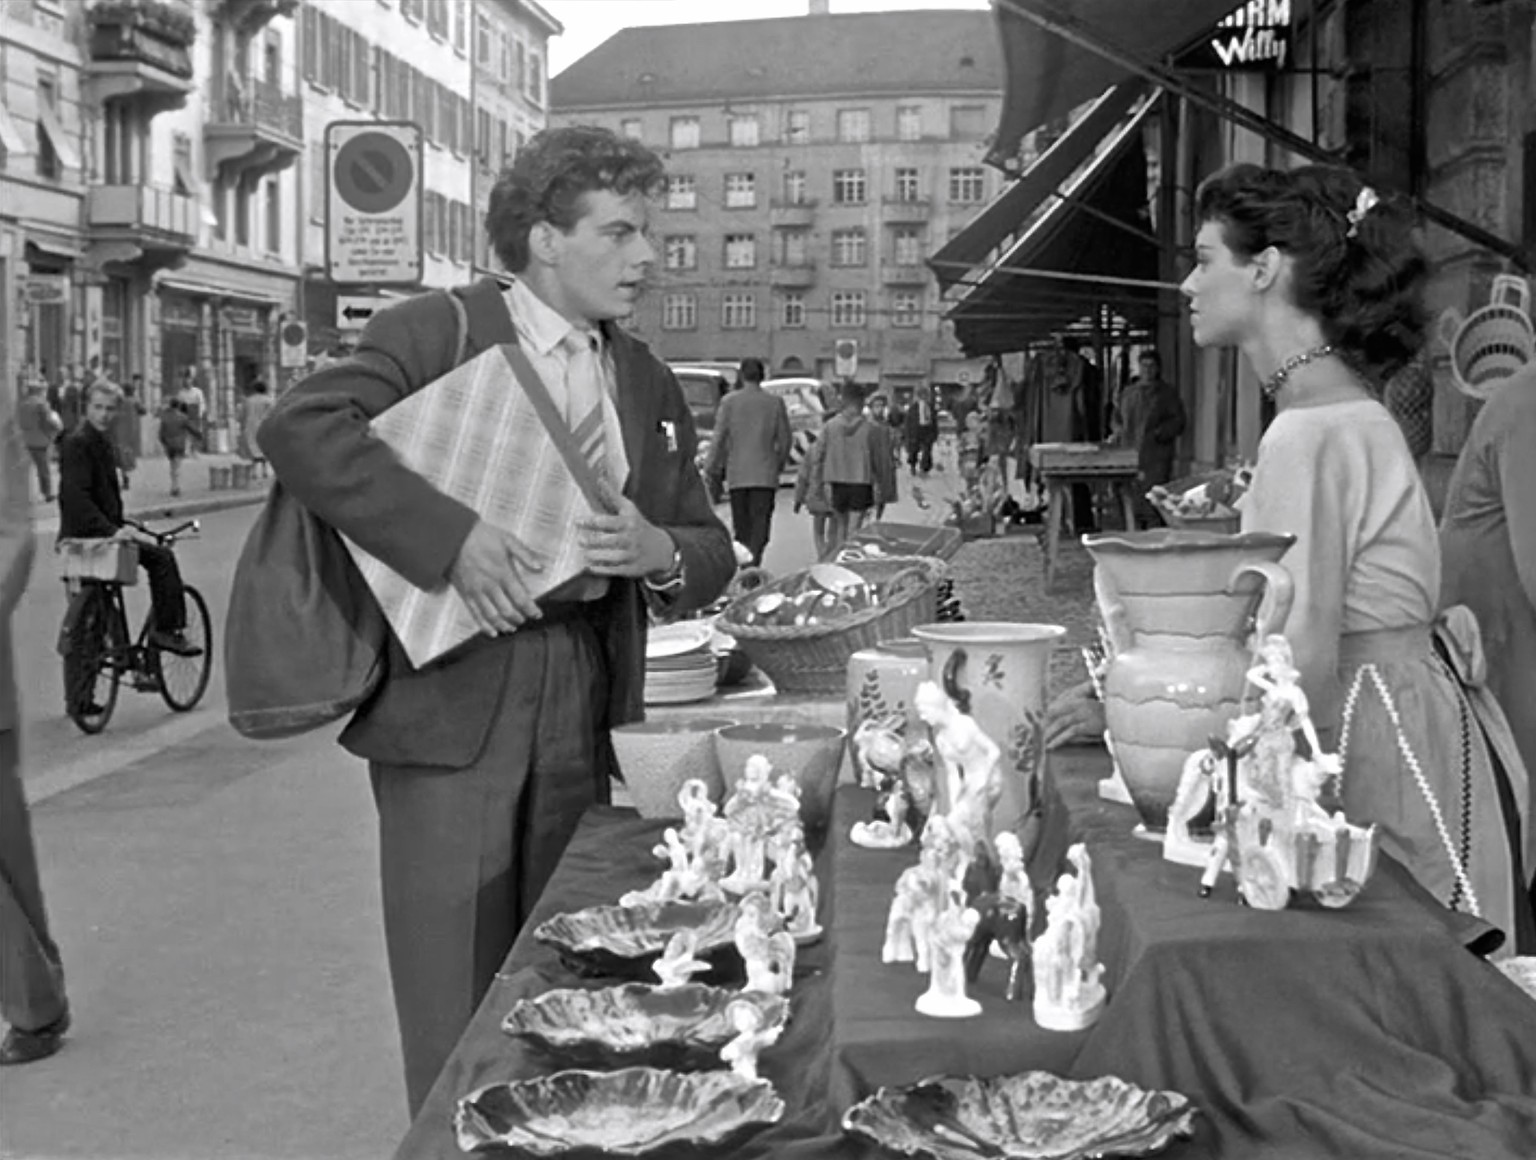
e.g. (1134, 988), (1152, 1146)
(162, 294), (200, 330)
(1179, 1), (1291, 70)
(224, 306), (263, 333)
(24, 275), (68, 305)
(103, 316), (122, 339)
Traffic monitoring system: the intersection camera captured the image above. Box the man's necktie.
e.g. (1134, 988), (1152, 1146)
(563, 330), (612, 492)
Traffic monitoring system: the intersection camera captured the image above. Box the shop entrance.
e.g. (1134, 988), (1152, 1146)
(161, 328), (198, 406)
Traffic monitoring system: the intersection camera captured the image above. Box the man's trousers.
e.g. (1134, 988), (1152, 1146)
(368, 615), (613, 1117)
(729, 486), (777, 566)
(0, 729), (67, 1034)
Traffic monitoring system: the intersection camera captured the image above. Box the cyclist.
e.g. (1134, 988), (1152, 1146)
(57, 381), (200, 658)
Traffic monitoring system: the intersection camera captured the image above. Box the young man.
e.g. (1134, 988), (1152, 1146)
(258, 125), (734, 1116)
(57, 383), (199, 659)
(704, 356), (791, 565)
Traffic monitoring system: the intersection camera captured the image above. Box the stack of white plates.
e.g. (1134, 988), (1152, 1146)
(644, 623), (718, 705)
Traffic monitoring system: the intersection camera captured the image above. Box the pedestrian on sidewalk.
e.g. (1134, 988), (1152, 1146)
(903, 383), (939, 475)
(866, 394), (898, 522)
(15, 380), (61, 502)
(238, 380), (274, 480)
(113, 375), (146, 493)
(257, 124), (734, 1117)
(793, 410), (832, 560)
(703, 357), (791, 566)
(1111, 350), (1186, 526)
(157, 399), (197, 497)
(822, 381), (882, 556)
(0, 385), (71, 1066)
(177, 369), (206, 460)
(54, 365), (82, 447)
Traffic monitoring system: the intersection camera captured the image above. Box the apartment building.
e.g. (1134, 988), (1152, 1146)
(549, 7), (1005, 398)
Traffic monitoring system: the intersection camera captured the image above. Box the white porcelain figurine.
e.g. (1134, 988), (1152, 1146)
(653, 929), (711, 990)
(914, 680), (1002, 846)
(914, 887), (982, 1019)
(1031, 842), (1106, 1031)
(735, 891), (796, 995)
(719, 997), (782, 1081)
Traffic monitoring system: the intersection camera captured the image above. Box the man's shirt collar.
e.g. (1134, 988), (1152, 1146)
(507, 278), (601, 358)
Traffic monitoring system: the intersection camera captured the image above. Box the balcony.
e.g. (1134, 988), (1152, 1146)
(769, 199), (817, 227)
(769, 262), (817, 289)
(882, 263), (930, 286)
(882, 197), (932, 223)
(85, 0), (196, 110)
(217, 0), (298, 36)
(85, 184), (196, 272)
(204, 76), (303, 181)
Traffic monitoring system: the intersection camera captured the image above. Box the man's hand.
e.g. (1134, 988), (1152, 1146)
(447, 519), (546, 636)
(115, 525), (158, 547)
(1045, 679), (1108, 750)
(577, 485), (674, 578)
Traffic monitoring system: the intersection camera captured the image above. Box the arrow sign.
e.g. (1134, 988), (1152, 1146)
(336, 295), (384, 330)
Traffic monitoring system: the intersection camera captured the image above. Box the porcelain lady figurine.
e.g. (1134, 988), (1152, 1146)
(914, 680), (1002, 847)
(883, 851), (942, 970)
(720, 997), (782, 1081)
(1245, 635), (1324, 809)
(1032, 843), (1107, 1031)
(772, 847), (822, 942)
(915, 889), (982, 1018)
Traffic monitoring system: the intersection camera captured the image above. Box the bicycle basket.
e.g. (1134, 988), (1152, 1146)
(56, 539), (138, 585)
(1438, 274), (1534, 400)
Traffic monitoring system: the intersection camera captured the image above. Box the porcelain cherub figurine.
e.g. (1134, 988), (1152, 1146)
(735, 891), (796, 995)
(678, 778), (731, 881)
(772, 845), (822, 942)
(720, 997), (782, 1081)
(851, 777), (915, 849)
(1031, 842), (1106, 1031)
(621, 826), (725, 907)
(994, 830), (1034, 931)
(722, 757), (776, 892)
(914, 680), (1003, 846)
(915, 887), (982, 1019)
(653, 930), (711, 990)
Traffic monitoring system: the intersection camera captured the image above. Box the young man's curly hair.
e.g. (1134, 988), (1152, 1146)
(484, 125), (667, 274)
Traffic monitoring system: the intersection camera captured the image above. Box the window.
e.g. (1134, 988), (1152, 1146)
(949, 167), (985, 203)
(724, 234), (756, 269)
(724, 172), (756, 209)
(775, 229), (808, 266)
(309, 146), (325, 222)
(235, 176), (252, 247)
(779, 293), (806, 329)
(832, 169), (865, 205)
(425, 192), (441, 254)
(831, 291), (866, 328)
(664, 235), (697, 270)
(426, 0), (448, 39)
(620, 118), (642, 141)
(662, 294), (697, 330)
(728, 115), (759, 147)
(782, 171), (807, 205)
(722, 294), (756, 329)
(475, 13), (491, 64)
(669, 117), (699, 150)
(265, 178), (281, 254)
(784, 110), (809, 144)
(666, 175), (696, 210)
(401, 0), (424, 20)
(894, 167), (922, 203)
(831, 228), (866, 267)
(526, 51), (543, 105)
(452, 0), (467, 54)
(836, 108), (870, 143)
(302, 4), (320, 82)
(949, 104), (987, 139)
(172, 133), (194, 196)
(891, 290), (922, 328)
(34, 73), (59, 179)
(211, 175), (227, 239)
(897, 105), (922, 141)
(892, 227), (924, 266)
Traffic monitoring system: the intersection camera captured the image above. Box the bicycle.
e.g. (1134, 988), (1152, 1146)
(57, 518), (213, 735)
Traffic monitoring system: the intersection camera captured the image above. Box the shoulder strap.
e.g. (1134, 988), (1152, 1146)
(498, 343), (616, 515)
(444, 289), (469, 369)
(454, 277), (518, 349)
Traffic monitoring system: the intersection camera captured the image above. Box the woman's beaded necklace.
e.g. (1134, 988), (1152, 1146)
(1261, 344), (1335, 400)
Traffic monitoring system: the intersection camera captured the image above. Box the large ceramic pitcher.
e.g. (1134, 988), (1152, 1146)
(911, 622), (1067, 840)
(1082, 529), (1295, 833)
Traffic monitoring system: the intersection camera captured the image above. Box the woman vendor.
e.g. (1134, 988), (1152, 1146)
(1049, 163), (1533, 953)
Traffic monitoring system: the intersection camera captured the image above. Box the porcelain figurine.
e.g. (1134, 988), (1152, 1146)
(1032, 843), (1106, 1031)
(851, 778), (915, 849)
(771, 845), (822, 942)
(722, 758), (776, 892)
(720, 996), (782, 1081)
(736, 891), (796, 995)
(883, 851), (942, 970)
(622, 827), (725, 907)
(914, 680), (1003, 847)
(964, 893), (1031, 1000)
(678, 778), (732, 881)
(853, 714), (910, 791)
(653, 929), (711, 990)
(915, 888), (982, 1018)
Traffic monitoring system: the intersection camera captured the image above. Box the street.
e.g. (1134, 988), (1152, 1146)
(0, 484), (908, 1159)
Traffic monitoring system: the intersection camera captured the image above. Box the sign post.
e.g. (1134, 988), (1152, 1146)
(325, 121), (423, 287)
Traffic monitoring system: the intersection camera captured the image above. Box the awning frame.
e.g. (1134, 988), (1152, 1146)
(35, 101), (81, 174)
(994, 0), (1530, 271)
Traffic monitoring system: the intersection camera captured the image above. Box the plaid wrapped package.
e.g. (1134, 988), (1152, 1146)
(341, 343), (602, 668)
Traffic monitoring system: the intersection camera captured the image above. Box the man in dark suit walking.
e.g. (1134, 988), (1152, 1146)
(704, 356), (791, 565)
(259, 126), (735, 1116)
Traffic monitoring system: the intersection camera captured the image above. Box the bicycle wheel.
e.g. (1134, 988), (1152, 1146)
(156, 584), (213, 712)
(63, 587), (122, 735)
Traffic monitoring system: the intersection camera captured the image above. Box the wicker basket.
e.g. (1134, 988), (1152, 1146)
(1438, 274), (1533, 400)
(718, 556), (945, 695)
(56, 539), (138, 585)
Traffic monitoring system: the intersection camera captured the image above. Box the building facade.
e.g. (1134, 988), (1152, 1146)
(550, 8), (1006, 400)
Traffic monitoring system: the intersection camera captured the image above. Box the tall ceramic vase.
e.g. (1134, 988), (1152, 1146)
(846, 638), (930, 784)
(911, 622), (1067, 841)
(1082, 529), (1296, 833)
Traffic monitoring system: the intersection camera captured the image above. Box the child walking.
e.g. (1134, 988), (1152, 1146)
(157, 400), (198, 497)
(793, 418), (832, 560)
(820, 382), (883, 557)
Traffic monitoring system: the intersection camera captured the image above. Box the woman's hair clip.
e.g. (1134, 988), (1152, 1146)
(1346, 186), (1380, 238)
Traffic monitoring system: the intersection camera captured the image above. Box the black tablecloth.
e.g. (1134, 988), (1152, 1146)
(397, 751), (1536, 1160)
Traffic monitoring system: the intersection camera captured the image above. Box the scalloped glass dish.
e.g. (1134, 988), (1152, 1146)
(842, 1072), (1198, 1160)
(502, 983), (789, 1069)
(454, 1067), (784, 1156)
(533, 899), (741, 980)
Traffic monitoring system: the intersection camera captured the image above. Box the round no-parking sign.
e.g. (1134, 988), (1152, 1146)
(325, 121), (422, 286)
(334, 132), (414, 215)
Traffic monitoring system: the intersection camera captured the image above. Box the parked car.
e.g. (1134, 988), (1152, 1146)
(762, 376), (830, 483)
(667, 365), (732, 434)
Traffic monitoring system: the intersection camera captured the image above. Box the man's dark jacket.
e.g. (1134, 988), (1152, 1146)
(57, 423), (122, 539)
(257, 279), (735, 769)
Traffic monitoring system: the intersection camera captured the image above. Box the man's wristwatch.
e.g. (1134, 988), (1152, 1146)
(644, 539), (685, 594)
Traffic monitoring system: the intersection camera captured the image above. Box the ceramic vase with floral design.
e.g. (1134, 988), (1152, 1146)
(846, 638), (930, 784)
(1082, 529), (1295, 833)
(911, 622), (1067, 840)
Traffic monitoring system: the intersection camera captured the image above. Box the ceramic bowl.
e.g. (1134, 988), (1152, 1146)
(455, 1067), (785, 1157)
(533, 899), (741, 981)
(502, 982), (790, 1070)
(611, 718), (737, 819)
(842, 1072), (1198, 1160)
(714, 722), (848, 834)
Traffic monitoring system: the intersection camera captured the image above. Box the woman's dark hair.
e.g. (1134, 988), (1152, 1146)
(485, 125), (666, 273)
(1194, 163), (1428, 381)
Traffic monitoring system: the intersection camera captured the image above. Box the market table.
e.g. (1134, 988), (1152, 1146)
(395, 749), (1536, 1160)
(1028, 443), (1139, 589)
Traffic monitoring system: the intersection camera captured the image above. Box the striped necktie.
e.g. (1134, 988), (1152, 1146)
(563, 329), (612, 492)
